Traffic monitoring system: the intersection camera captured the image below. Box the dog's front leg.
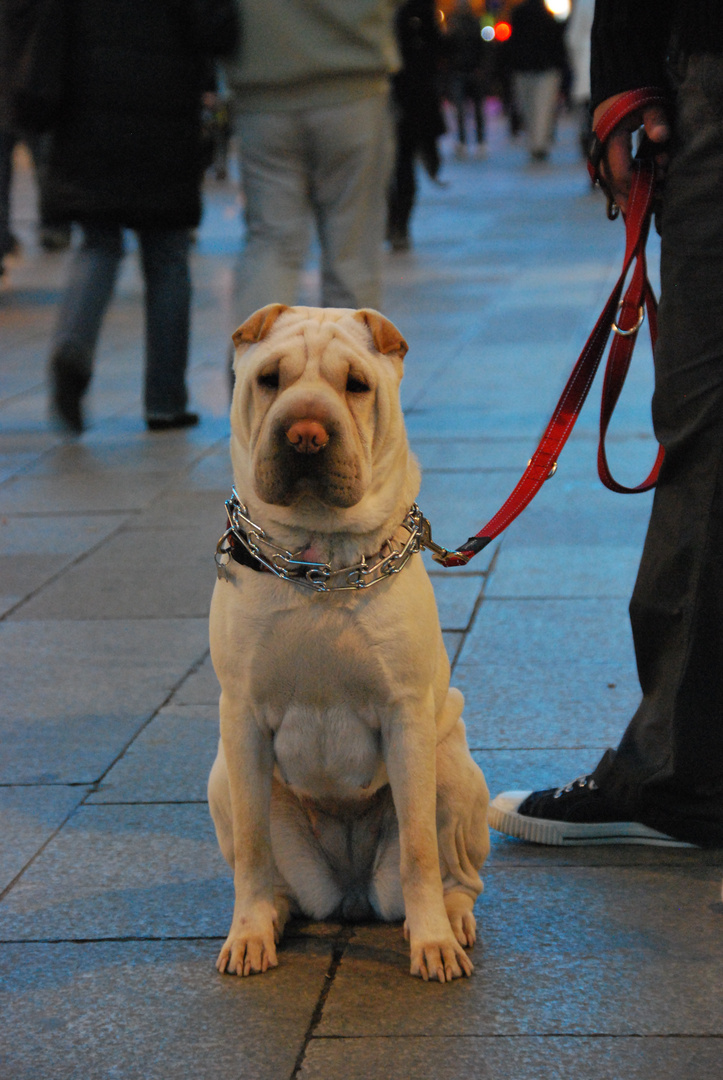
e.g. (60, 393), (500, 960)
(216, 700), (278, 977)
(384, 704), (474, 983)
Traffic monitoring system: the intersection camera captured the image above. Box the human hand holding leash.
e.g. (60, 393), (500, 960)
(592, 92), (671, 215)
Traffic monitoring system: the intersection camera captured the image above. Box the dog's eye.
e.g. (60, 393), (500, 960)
(346, 373), (370, 394)
(257, 371), (279, 390)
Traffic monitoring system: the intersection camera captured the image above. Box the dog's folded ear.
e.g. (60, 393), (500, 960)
(354, 309), (408, 361)
(232, 303), (290, 347)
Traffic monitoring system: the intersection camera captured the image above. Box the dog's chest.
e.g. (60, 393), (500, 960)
(272, 704), (386, 800)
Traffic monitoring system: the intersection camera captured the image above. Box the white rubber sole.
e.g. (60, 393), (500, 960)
(488, 792), (695, 847)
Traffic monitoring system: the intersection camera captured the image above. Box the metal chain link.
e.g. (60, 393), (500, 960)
(215, 489), (437, 593)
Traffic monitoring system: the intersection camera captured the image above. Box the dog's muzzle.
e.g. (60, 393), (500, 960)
(285, 419), (329, 454)
(253, 419), (362, 508)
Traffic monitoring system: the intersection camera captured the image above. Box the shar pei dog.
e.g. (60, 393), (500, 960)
(208, 304), (489, 983)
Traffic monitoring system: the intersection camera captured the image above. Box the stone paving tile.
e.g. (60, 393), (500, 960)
(0, 803), (230, 941)
(299, 1036), (723, 1080)
(0, 514), (128, 615)
(13, 525), (218, 620)
(0, 938), (332, 1080)
(0, 469), (173, 514)
(427, 572), (485, 630)
(0, 618), (208, 783)
(14, 436), (212, 476)
(454, 661), (640, 750)
(87, 706), (218, 804)
(171, 652), (219, 706)
(170, 445), (233, 492)
(133, 488), (225, 529)
(0, 785), (90, 892)
(485, 544), (644, 599)
(0, 512), (126, 556)
(457, 596), (636, 669)
(453, 596), (640, 749)
(412, 436), (535, 473)
(0, 450), (45, 483)
(317, 867), (723, 1038)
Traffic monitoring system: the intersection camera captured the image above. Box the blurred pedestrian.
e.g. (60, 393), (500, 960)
(12, 0), (238, 434)
(444, 0), (489, 160)
(565, 0), (595, 157)
(223, 0), (399, 322)
(490, 0), (723, 849)
(0, 1), (70, 275)
(507, 0), (568, 162)
(387, 0), (445, 252)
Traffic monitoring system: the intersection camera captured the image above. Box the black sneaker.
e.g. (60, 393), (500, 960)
(489, 775), (694, 847)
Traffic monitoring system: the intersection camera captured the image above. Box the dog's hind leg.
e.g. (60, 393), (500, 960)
(269, 781), (345, 921)
(208, 739), (234, 868)
(369, 800), (405, 922)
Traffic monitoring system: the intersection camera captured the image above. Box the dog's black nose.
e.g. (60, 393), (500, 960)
(285, 419), (329, 454)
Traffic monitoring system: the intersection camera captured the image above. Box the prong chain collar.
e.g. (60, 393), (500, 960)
(215, 489), (439, 592)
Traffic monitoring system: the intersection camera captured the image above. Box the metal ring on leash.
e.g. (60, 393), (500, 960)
(527, 459), (558, 480)
(612, 303), (644, 337)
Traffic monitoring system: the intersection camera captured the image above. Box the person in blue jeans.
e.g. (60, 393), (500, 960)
(23, 0), (238, 433)
(53, 226), (192, 431)
(490, 0), (723, 849)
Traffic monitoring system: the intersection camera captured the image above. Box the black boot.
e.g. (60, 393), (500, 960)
(49, 344), (92, 434)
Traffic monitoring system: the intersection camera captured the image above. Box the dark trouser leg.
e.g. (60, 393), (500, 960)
(139, 227), (191, 417)
(467, 77), (485, 144)
(53, 222), (123, 368)
(387, 119), (417, 242)
(449, 76), (466, 145)
(0, 129), (18, 258)
(49, 222), (122, 430)
(592, 55), (723, 846)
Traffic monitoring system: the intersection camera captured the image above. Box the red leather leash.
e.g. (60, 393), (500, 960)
(433, 88), (667, 568)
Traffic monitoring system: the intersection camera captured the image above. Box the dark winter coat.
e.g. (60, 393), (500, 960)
(29, 0), (238, 228)
(507, 0), (567, 74)
(391, 0), (445, 154)
(591, 0), (723, 110)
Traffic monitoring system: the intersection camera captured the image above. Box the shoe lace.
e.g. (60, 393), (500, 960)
(553, 774), (599, 799)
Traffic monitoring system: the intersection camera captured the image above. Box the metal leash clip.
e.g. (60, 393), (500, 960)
(417, 515), (458, 566)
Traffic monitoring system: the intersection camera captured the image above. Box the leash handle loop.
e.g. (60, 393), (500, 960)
(433, 88), (667, 569)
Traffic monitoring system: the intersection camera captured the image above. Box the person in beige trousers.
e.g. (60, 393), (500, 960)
(224, 1), (399, 320)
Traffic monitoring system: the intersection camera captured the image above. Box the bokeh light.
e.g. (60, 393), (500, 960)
(545, 0), (571, 18)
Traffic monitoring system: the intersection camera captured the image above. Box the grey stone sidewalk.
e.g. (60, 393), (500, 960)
(1, 112), (721, 1080)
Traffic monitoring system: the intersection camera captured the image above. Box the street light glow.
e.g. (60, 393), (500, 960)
(545, 0), (571, 18)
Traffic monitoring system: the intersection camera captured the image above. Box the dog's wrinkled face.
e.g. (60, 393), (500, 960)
(231, 305), (408, 510)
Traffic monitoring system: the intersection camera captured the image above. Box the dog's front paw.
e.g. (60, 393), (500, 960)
(444, 890), (477, 948)
(409, 935), (473, 983)
(216, 916), (278, 977)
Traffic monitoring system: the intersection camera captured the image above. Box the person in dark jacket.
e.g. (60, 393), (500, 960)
(0, 0), (70, 273)
(490, 0), (723, 850)
(387, 0), (445, 251)
(26, 0), (238, 433)
(506, 0), (568, 162)
(444, 0), (488, 159)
